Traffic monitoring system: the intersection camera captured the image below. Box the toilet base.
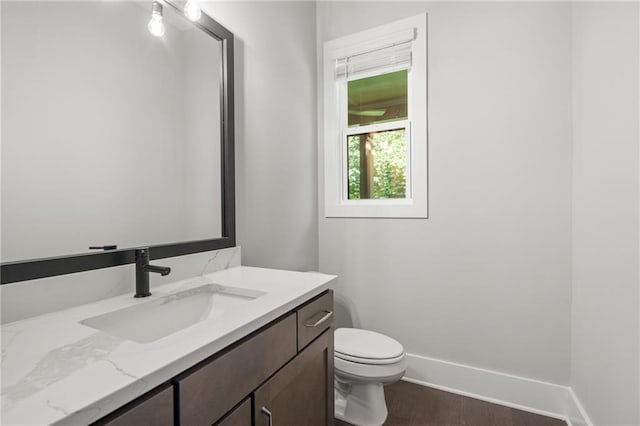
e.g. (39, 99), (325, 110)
(334, 379), (388, 426)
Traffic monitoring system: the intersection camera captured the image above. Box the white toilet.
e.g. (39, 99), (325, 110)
(334, 328), (407, 426)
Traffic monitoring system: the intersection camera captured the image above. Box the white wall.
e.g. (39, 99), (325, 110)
(202, 1), (318, 272)
(570, 3), (640, 425)
(317, 2), (573, 384)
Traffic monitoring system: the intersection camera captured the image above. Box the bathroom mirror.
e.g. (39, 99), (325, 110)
(0, 0), (235, 283)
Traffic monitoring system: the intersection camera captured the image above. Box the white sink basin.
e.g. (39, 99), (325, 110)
(80, 284), (266, 343)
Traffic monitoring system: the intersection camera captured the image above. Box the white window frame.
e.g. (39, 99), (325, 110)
(323, 14), (428, 218)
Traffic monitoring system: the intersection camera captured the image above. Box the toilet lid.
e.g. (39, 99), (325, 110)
(335, 328), (404, 364)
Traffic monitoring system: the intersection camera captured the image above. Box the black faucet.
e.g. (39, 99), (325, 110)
(135, 248), (171, 298)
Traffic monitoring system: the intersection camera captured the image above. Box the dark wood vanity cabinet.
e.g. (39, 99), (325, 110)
(93, 384), (174, 426)
(254, 328), (334, 426)
(215, 398), (252, 426)
(93, 290), (334, 426)
(177, 313), (298, 425)
(295, 290), (334, 351)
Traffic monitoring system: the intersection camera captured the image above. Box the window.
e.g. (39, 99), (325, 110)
(346, 71), (409, 200)
(323, 14), (427, 218)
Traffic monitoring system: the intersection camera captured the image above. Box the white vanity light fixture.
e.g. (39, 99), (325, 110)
(148, 1), (166, 37)
(184, 0), (202, 22)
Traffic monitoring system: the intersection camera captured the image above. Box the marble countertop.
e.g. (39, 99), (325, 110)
(1, 266), (336, 425)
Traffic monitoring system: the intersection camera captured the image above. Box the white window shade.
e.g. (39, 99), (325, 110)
(334, 28), (416, 80)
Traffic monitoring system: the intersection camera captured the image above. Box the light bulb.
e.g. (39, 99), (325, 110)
(148, 14), (165, 37)
(184, 0), (201, 21)
(148, 2), (165, 37)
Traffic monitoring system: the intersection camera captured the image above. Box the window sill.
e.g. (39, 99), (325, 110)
(324, 198), (428, 218)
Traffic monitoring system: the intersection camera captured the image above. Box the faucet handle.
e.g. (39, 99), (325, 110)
(135, 248), (150, 264)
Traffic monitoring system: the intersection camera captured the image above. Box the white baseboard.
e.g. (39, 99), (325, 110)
(403, 353), (592, 426)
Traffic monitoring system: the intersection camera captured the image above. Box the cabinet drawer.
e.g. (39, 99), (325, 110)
(295, 290), (334, 350)
(176, 313), (297, 426)
(93, 383), (173, 426)
(215, 398), (252, 426)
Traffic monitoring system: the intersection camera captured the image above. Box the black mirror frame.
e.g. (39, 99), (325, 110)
(0, 1), (235, 285)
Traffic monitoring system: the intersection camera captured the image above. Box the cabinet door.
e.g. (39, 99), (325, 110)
(215, 398), (252, 426)
(254, 328), (334, 426)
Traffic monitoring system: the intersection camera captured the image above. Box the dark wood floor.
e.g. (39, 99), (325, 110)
(336, 381), (566, 426)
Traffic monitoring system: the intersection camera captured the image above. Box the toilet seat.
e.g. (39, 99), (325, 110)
(335, 354), (407, 382)
(334, 328), (406, 381)
(335, 328), (405, 364)
(335, 351), (405, 365)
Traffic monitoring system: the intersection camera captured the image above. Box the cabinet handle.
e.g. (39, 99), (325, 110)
(261, 406), (273, 426)
(304, 310), (333, 328)
(88, 245), (118, 250)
